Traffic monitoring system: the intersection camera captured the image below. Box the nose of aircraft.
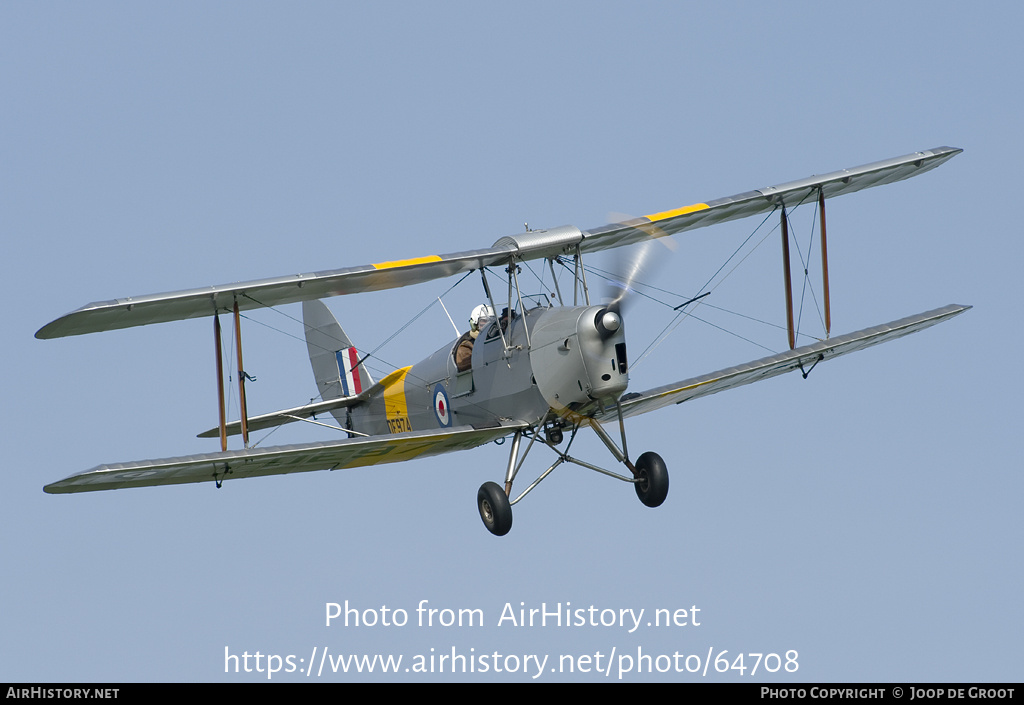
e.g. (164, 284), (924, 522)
(595, 308), (621, 338)
(529, 305), (629, 412)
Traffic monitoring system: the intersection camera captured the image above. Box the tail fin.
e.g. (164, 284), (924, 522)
(302, 300), (375, 400)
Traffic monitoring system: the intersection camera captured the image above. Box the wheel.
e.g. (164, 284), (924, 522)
(477, 481), (513, 536)
(634, 451), (669, 508)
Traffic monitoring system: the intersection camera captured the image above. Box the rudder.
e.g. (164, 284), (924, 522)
(302, 300), (374, 400)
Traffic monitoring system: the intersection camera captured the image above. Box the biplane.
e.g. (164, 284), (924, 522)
(37, 147), (969, 536)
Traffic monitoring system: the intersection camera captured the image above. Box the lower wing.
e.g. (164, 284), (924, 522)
(44, 423), (523, 494)
(601, 304), (970, 421)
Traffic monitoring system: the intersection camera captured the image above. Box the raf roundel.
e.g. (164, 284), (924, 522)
(433, 384), (452, 428)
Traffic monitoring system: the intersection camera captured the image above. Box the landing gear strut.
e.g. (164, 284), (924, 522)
(475, 415), (672, 535)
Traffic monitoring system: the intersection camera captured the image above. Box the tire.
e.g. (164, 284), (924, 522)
(634, 452), (669, 508)
(477, 481), (513, 536)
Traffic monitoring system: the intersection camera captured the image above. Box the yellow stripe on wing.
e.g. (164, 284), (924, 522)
(645, 202), (709, 223)
(372, 255), (443, 270)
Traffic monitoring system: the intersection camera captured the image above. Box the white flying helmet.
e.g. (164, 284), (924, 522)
(470, 304), (494, 331)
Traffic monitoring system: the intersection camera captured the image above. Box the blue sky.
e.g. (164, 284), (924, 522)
(3, 2), (1021, 682)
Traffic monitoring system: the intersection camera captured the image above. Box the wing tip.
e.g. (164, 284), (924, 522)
(35, 321), (62, 340)
(942, 302), (972, 317)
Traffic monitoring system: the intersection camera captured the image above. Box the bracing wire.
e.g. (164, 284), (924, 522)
(242, 269), (475, 386)
(234, 268), (510, 439)
(630, 207), (780, 368)
(627, 198), (830, 369)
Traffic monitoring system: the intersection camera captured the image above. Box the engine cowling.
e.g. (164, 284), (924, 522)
(528, 305), (629, 413)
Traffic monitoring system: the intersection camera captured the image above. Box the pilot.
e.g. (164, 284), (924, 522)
(454, 304), (493, 372)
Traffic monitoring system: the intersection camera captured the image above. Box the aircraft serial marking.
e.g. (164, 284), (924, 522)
(384, 366), (413, 434)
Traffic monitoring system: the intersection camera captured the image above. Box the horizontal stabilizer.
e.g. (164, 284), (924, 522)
(602, 304), (970, 420)
(46, 423), (524, 494)
(197, 393), (370, 438)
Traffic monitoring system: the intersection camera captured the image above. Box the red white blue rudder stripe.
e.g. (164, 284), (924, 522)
(336, 347), (363, 396)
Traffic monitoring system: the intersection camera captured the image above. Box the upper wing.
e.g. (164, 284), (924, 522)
(36, 247), (520, 339)
(37, 147), (960, 339)
(581, 146), (962, 251)
(595, 304), (970, 421)
(44, 423), (522, 494)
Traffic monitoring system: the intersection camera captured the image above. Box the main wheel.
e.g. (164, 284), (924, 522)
(477, 481), (513, 536)
(634, 452), (669, 507)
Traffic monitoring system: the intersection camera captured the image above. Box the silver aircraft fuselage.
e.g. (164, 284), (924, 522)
(347, 304), (630, 437)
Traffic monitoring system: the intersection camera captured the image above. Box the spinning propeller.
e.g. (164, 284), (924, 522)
(596, 223), (676, 337)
